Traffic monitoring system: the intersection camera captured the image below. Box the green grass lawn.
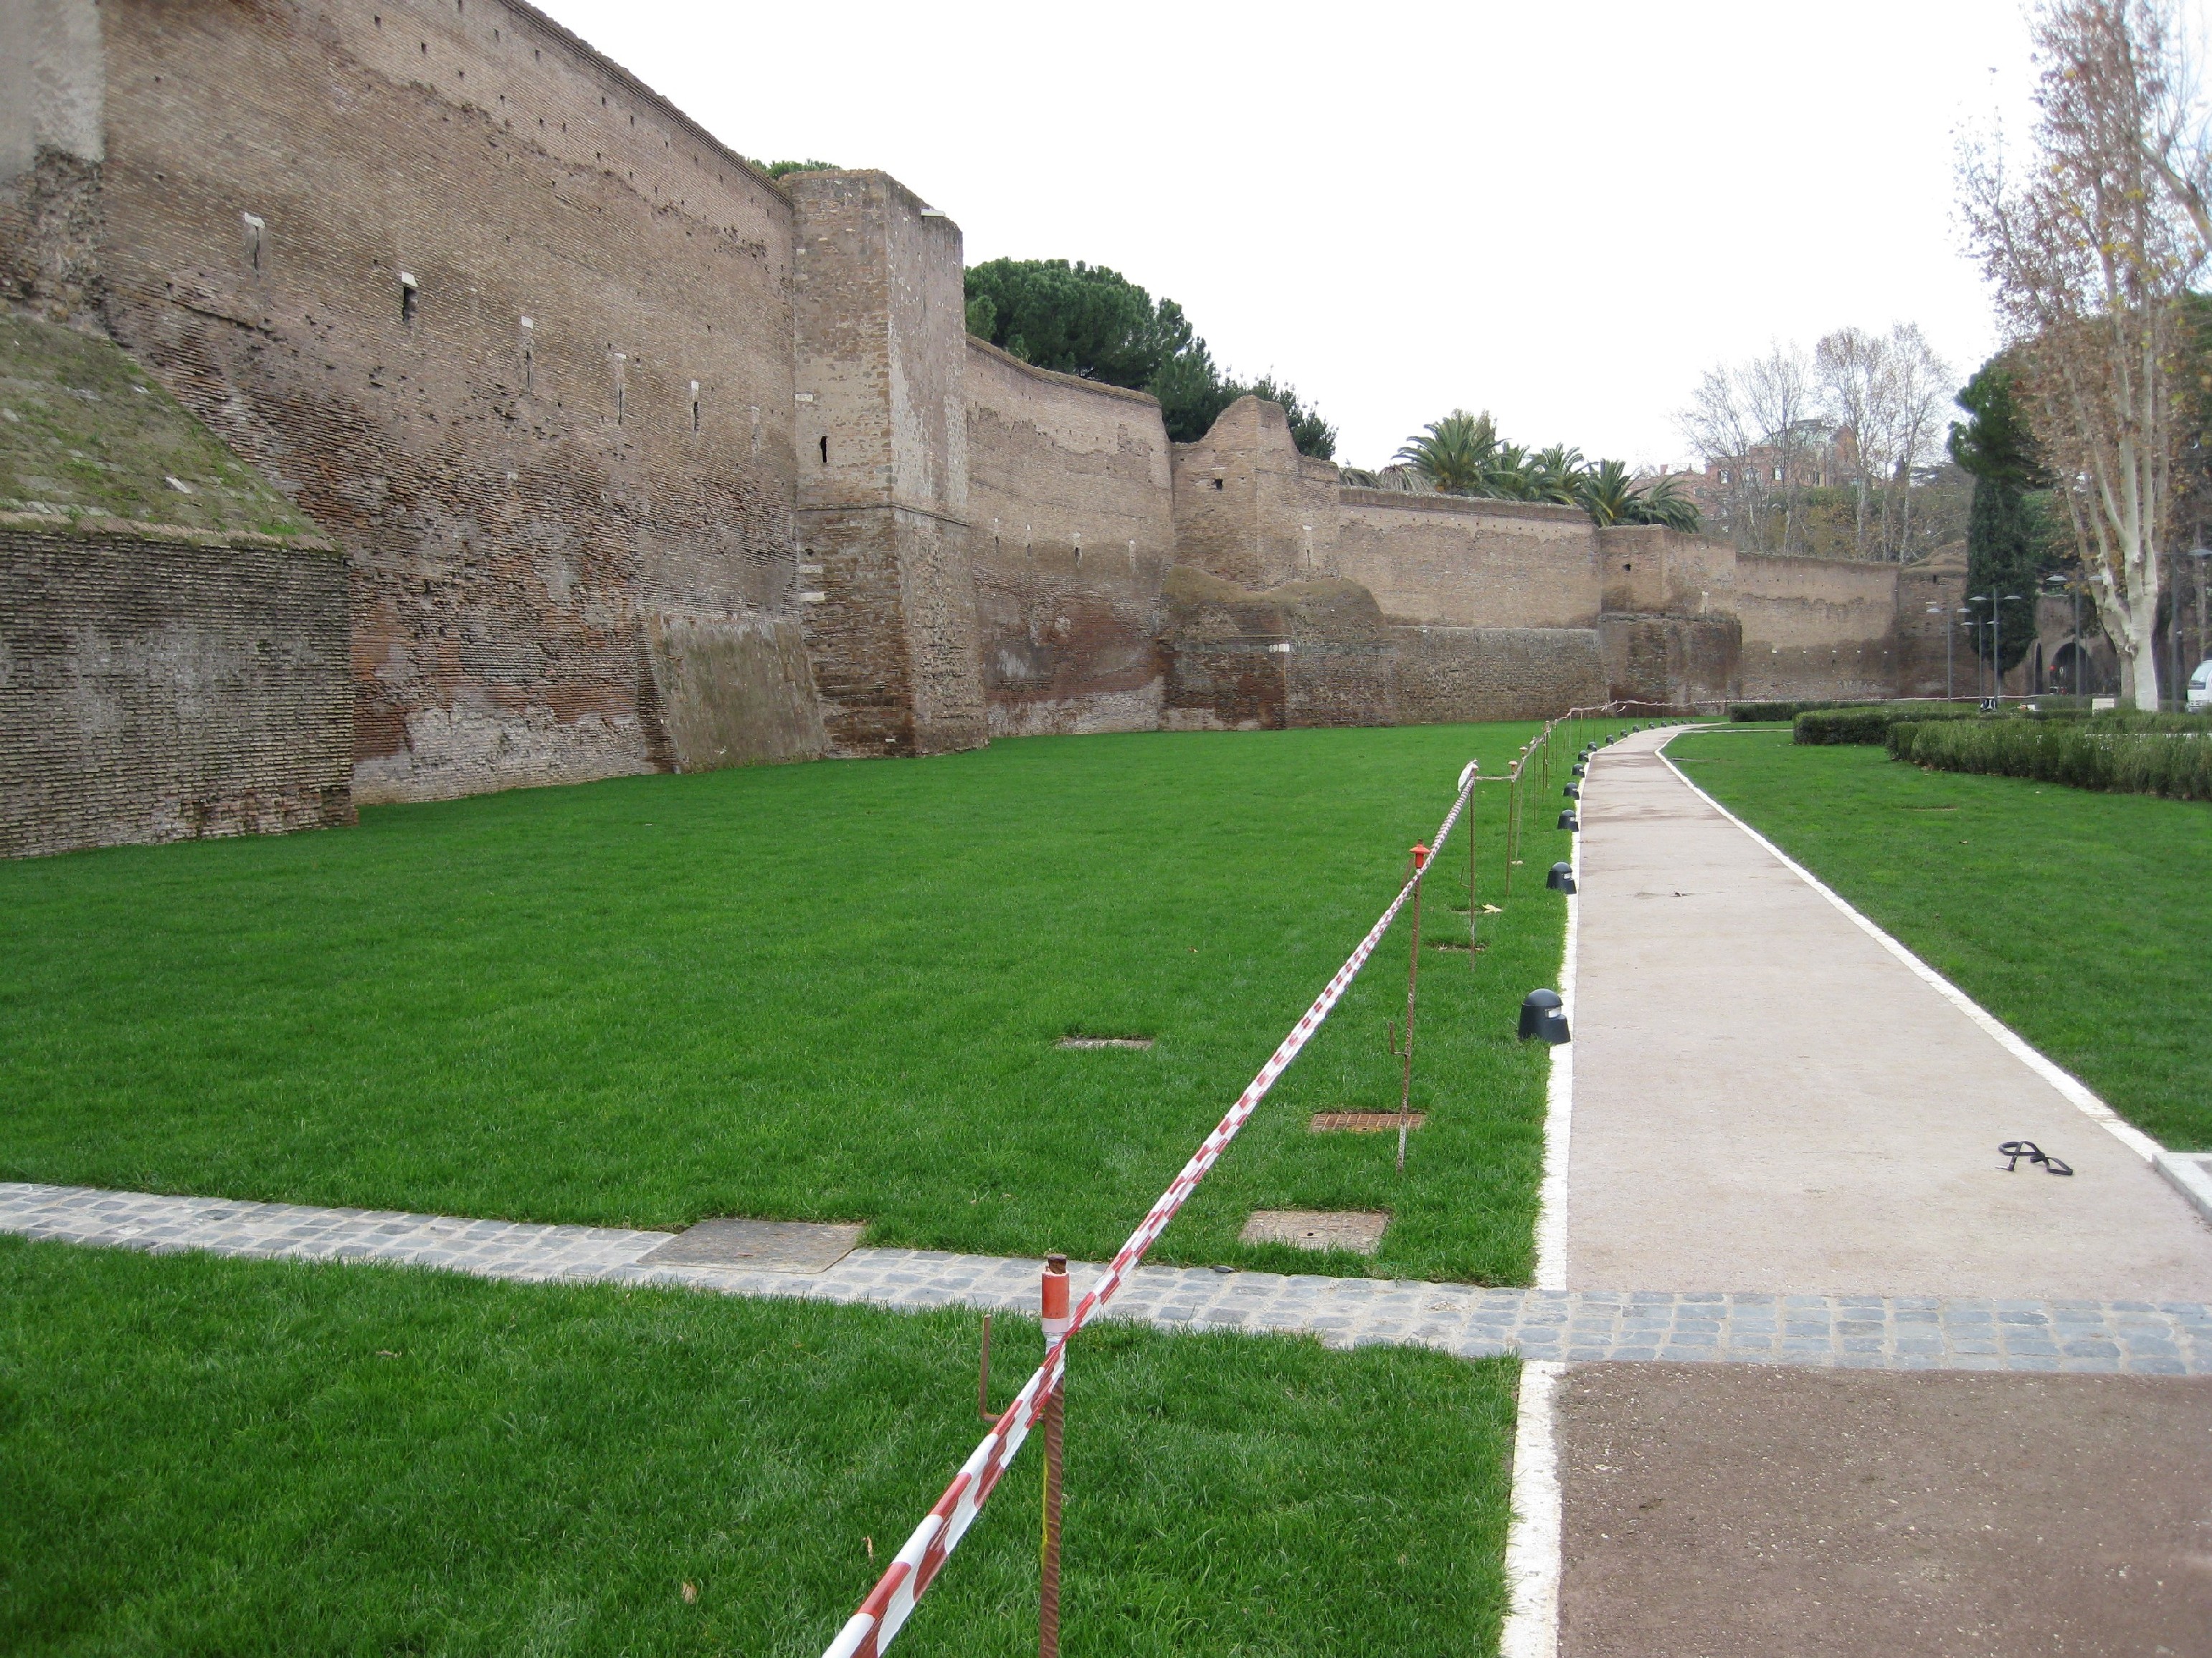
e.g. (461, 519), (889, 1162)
(1, 723), (1599, 1283)
(1669, 727), (2212, 1150)
(0, 1237), (1516, 1657)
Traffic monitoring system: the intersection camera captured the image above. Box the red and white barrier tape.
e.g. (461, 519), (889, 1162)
(821, 767), (1478, 1658)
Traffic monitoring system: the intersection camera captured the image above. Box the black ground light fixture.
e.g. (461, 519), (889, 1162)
(1563, 783), (1579, 799)
(1545, 860), (1575, 893)
(1571, 762), (1586, 777)
(1557, 808), (1579, 832)
(1519, 988), (1570, 1043)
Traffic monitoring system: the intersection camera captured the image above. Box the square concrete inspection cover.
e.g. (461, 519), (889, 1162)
(642, 1218), (865, 1273)
(1240, 1209), (1390, 1254)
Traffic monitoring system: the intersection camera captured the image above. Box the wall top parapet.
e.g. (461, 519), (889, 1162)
(488, 0), (796, 208)
(964, 336), (1162, 408)
(1338, 487), (1593, 525)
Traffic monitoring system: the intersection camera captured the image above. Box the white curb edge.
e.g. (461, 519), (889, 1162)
(1502, 728), (1590, 1658)
(1497, 1358), (1564, 1658)
(2158, 1151), (2212, 1226)
(1532, 788), (1580, 1294)
(1654, 730), (2164, 1166)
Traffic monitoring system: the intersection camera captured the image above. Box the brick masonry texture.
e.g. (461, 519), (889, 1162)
(0, 520), (352, 857)
(2, 0), (2005, 856)
(966, 338), (1173, 738)
(42, 0), (822, 804)
(7, 1183), (2206, 1376)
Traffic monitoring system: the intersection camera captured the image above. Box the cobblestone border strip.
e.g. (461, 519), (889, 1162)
(5, 1183), (2205, 1375)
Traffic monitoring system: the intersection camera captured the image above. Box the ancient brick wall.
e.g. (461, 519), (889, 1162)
(1597, 525), (1737, 619)
(1334, 490), (1603, 629)
(788, 170), (984, 758)
(1387, 626), (1608, 723)
(964, 338), (1173, 735)
(1736, 553), (1902, 700)
(1170, 396), (1342, 589)
(41, 0), (820, 804)
(1, 518), (353, 857)
(1597, 614), (1742, 707)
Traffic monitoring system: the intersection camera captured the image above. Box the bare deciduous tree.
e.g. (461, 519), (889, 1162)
(1681, 343), (1818, 553)
(1960, 0), (2206, 708)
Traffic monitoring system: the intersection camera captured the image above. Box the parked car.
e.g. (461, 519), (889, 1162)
(2190, 658), (2211, 711)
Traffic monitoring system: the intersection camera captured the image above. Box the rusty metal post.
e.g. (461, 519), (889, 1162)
(977, 1313), (995, 1421)
(1040, 1254), (1069, 1658)
(1398, 844), (1428, 1173)
(1468, 780), (1480, 964)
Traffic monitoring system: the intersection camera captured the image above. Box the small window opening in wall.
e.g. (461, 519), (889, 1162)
(420, 40), (427, 52)
(609, 350), (627, 424)
(373, 13), (381, 24)
(1210, 477), (1224, 490)
(519, 315), (534, 392)
(399, 271), (418, 325)
(689, 380), (700, 432)
(241, 211), (265, 275)
(819, 434), (829, 464)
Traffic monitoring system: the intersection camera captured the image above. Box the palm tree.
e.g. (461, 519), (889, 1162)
(1394, 410), (1499, 495)
(1527, 444), (1589, 505)
(1575, 459), (1704, 532)
(1576, 458), (1642, 525)
(1486, 442), (1539, 500)
(1633, 474), (1701, 533)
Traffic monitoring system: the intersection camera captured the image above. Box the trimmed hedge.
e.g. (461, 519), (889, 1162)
(1730, 699), (1879, 724)
(1890, 716), (2212, 800)
(1794, 704), (1983, 745)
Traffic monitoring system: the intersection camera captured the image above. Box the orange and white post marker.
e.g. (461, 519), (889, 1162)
(1039, 1253), (1069, 1658)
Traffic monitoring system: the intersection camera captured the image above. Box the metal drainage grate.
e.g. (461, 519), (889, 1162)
(1311, 1111), (1425, 1133)
(1055, 1036), (1154, 1050)
(1238, 1209), (1390, 1254)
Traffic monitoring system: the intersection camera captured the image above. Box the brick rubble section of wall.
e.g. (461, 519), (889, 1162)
(5, 1183), (2205, 1375)
(1, 523), (353, 856)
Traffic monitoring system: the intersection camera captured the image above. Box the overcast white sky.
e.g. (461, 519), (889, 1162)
(539, 0), (2054, 470)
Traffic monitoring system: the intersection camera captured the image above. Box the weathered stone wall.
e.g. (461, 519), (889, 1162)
(789, 170), (984, 757)
(1597, 525), (1737, 619)
(1, 518), (353, 857)
(1170, 396), (1342, 589)
(1736, 553), (1902, 701)
(1892, 546), (1971, 699)
(964, 338), (1173, 735)
(1388, 626), (1609, 723)
(17, 0), (823, 804)
(1335, 490), (1602, 629)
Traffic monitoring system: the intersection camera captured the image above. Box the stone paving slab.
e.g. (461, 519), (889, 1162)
(5, 1182), (2206, 1375)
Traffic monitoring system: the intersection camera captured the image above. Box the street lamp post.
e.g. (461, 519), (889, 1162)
(1970, 593), (2026, 702)
(1927, 603), (1953, 701)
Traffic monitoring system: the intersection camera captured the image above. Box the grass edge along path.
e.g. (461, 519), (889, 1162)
(0, 723), (1610, 1285)
(1669, 727), (2212, 1151)
(0, 1235), (1518, 1658)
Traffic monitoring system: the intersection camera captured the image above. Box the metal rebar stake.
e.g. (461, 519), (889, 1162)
(1397, 846), (1425, 1173)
